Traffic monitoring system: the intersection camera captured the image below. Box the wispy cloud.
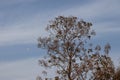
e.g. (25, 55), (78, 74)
(0, 57), (56, 80)
(59, 0), (120, 19)
(0, 58), (39, 80)
(0, 14), (49, 46)
(0, 0), (120, 46)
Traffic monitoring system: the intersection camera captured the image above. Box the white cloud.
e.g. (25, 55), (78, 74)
(58, 0), (120, 19)
(93, 22), (120, 34)
(0, 26), (38, 46)
(0, 58), (39, 80)
(0, 14), (49, 46)
(0, 0), (120, 46)
(0, 58), (56, 80)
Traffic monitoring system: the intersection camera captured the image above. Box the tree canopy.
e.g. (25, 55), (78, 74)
(38, 16), (115, 80)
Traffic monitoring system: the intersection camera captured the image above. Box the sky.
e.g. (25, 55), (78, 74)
(0, 0), (120, 80)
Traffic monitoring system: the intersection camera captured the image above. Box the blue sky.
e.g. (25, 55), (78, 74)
(0, 0), (120, 80)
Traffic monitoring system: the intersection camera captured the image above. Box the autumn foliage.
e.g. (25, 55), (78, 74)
(38, 16), (116, 80)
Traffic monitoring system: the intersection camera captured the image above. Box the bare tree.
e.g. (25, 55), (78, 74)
(38, 16), (114, 80)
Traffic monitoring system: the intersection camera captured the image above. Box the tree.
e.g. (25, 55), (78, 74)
(38, 16), (114, 80)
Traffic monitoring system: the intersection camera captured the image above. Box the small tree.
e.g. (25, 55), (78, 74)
(38, 16), (114, 80)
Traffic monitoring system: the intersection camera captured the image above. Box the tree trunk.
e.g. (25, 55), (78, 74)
(68, 56), (72, 80)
